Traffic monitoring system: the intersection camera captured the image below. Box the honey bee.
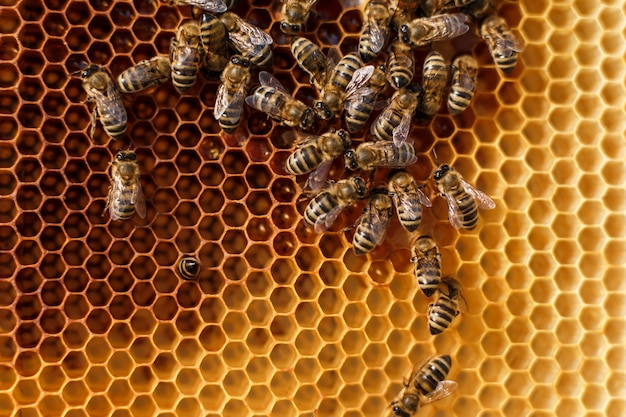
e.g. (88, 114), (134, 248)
(162, 0), (228, 12)
(428, 276), (468, 335)
(304, 176), (368, 233)
(245, 71), (315, 130)
(106, 150), (146, 221)
(399, 13), (469, 47)
(417, 50), (449, 117)
(389, 0), (420, 32)
(117, 56), (171, 94)
(79, 64), (127, 140)
(344, 64), (387, 133)
(389, 355), (457, 417)
(177, 256), (201, 280)
(199, 13), (229, 74)
(280, 0), (319, 34)
(447, 54), (478, 115)
(352, 188), (394, 255)
(388, 170), (432, 232)
(214, 55), (251, 133)
(480, 14), (524, 74)
(370, 86), (419, 145)
(410, 235), (441, 297)
(220, 12), (273, 67)
(291, 37), (328, 91)
(420, 0), (476, 16)
(386, 38), (415, 89)
(170, 21), (203, 94)
(286, 129), (352, 191)
(462, 0), (491, 20)
(433, 164), (496, 230)
(358, 0), (392, 62)
(314, 52), (375, 120)
(345, 141), (417, 171)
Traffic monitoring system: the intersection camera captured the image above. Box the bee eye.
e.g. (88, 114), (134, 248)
(292, 25), (300, 32)
(128, 153), (137, 160)
(280, 22), (290, 31)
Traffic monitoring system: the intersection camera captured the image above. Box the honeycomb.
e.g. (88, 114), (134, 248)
(0, 0), (625, 415)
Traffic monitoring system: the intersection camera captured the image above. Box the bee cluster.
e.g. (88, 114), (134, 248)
(75, 0), (518, 413)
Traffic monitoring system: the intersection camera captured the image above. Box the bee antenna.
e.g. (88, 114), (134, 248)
(432, 147), (439, 165)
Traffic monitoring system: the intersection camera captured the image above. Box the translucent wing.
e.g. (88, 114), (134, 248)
(417, 186), (432, 207)
(314, 203), (345, 233)
(494, 32), (524, 54)
(176, 0), (228, 12)
(295, 133), (324, 148)
(443, 192), (463, 229)
(453, 69), (476, 91)
(460, 178), (495, 209)
(214, 83), (230, 119)
(304, 0), (319, 8)
(420, 380), (458, 405)
(132, 183), (147, 219)
(258, 71), (288, 93)
(100, 83), (127, 126)
(367, 18), (386, 53)
(392, 113), (412, 146)
(235, 16), (273, 45)
(365, 208), (387, 245)
(174, 46), (197, 66)
(344, 65), (375, 102)
(304, 160), (332, 193)
(394, 186), (422, 221)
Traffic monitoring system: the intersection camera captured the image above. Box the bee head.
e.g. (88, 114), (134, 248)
(280, 20), (303, 34)
(433, 164), (450, 181)
(399, 25), (410, 43)
(117, 151), (137, 161)
(344, 150), (358, 170)
(80, 64), (101, 78)
(300, 108), (315, 130)
(314, 101), (333, 120)
(353, 177), (367, 198)
(391, 404), (411, 417)
(231, 55), (250, 67)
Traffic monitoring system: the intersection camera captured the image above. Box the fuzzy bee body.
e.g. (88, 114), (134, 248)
(117, 56), (171, 94)
(177, 256), (201, 280)
(388, 170), (432, 232)
(371, 86), (419, 145)
(286, 129), (351, 177)
(79, 64), (127, 140)
(399, 13), (469, 47)
(434, 164), (495, 230)
(428, 277), (468, 334)
(280, 0), (319, 34)
(170, 21), (202, 94)
(386, 39), (415, 89)
(107, 151), (146, 221)
(304, 177), (368, 233)
(418, 50), (449, 117)
(345, 141), (417, 171)
(389, 355), (457, 416)
(352, 189), (394, 255)
(411, 235), (442, 297)
(344, 64), (387, 133)
(214, 55), (251, 133)
(291, 37), (327, 91)
(480, 14), (523, 74)
(246, 71), (315, 130)
(358, 0), (392, 62)
(447, 54), (478, 115)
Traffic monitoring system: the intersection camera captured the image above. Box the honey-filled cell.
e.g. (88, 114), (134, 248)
(1, 0), (623, 415)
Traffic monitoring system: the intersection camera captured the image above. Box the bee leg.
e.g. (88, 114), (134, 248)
(90, 108), (98, 139)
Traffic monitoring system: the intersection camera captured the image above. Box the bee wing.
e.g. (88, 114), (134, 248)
(394, 187), (422, 221)
(460, 179), (496, 209)
(258, 71), (287, 92)
(235, 18), (273, 45)
(132, 183), (147, 219)
(213, 83), (230, 119)
(417, 186), (432, 207)
(314, 204), (345, 233)
(174, 45), (197, 65)
(100, 84), (127, 125)
(392, 113), (412, 146)
(367, 18), (386, 54)
(443, 192), (464, 229)
(184, 0), (228, 12)
(420, 380), (458, 405)
(365, 208), (387, 245)
(453, 69), (476, 91)
(295, 133), (324, 148)
(107, 175), (124, 221)
(493, 31), (524, 54)
(304, 0), (319, 8)
(344, 65), (375, 101)
(304, 160), (332, 193)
